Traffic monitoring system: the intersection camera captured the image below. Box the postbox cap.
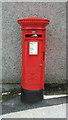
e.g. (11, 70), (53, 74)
(17, 17), (50, 27)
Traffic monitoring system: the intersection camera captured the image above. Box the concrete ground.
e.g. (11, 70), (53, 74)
(0, 93), (68, 119)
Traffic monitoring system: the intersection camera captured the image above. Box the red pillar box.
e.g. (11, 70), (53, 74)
(17, 17), (50, 103)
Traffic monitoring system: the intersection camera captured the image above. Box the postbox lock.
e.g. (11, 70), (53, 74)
(40, 64), (42, 67)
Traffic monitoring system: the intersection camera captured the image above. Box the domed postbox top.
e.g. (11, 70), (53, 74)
(17, 17), (50, 28)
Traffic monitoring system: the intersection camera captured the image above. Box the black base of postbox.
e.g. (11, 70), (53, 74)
(21, 88), (43, 103)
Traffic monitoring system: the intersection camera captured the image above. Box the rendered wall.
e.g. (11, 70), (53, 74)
(2, 2), (66, 84)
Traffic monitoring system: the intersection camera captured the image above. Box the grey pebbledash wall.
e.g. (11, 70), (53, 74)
(0, 2), (2, 85)
(2, 2), (66, 84)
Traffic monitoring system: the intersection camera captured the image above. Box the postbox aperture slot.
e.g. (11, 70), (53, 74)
(25, 34), (42, 37)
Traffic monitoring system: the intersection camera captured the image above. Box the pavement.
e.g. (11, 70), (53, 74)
(0, 93), (68, 119)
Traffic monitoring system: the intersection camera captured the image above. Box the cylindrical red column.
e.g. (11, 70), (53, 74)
(17, 17), (50, 103)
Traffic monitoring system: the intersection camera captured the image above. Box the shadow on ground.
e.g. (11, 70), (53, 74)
(2, 93), (67, 115)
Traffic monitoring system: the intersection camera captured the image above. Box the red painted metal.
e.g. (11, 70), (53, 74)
(17, 17), (50, 91)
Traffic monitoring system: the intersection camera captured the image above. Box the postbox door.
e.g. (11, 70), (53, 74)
(22, 40), (44, 90)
